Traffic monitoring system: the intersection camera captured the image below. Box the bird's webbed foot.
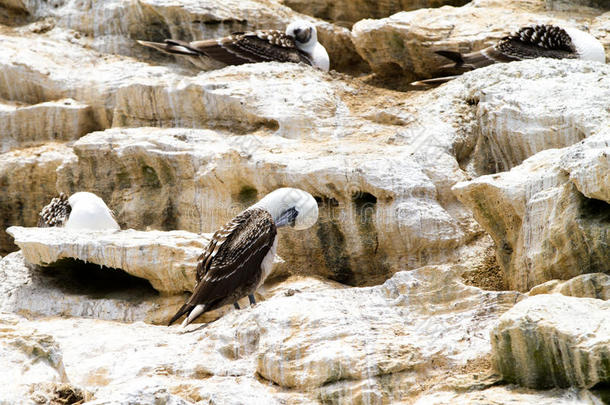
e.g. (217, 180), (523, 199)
(233, 302), (240, 310)
(248, 294), (256, 307)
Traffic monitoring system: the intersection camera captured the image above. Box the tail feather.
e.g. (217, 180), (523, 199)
(435, 50), (464, 67)
(137, 39), (200, 56)
(411, 75), (459, 86)
(167, 302), (193, 326)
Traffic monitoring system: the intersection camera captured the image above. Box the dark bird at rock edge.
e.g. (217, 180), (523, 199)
(138, 20), (330, 71)
(412, 25), (606, 86)
(38, 192), (120, 230)
(168, 187), (319, 328)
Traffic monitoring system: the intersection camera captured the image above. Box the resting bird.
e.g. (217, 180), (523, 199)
(168, 188), (319, 327)
(138, 20), (330, 71)
(413, 25), (606, 86)
(38, 192), (120, 230)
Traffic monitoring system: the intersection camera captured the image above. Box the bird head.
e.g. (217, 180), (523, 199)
(253, 187), (318, 230)
(286, 20), (317, 50)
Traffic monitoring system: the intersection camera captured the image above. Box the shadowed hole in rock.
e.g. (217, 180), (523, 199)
(579, 195), (610, 222)
(37, 258), (158, 301)
(591, 382), (610, 403)
(236, 185), (258, 207)
(315, 196), (354, 285)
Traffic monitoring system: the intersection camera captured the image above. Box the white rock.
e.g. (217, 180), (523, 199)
(453, 132), (610, 291)
(491, 294), (610, 388)
(0, 98), (95, 153)
(351, 0), (608, 79)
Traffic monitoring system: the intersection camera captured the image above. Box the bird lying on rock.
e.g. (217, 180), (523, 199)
(138, 20), (330, 71)
(412, 24), (606, 86)
(168, 187), (318, 328)
(38, 192), (120, 230)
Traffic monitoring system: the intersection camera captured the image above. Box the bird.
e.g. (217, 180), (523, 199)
(37, 192), (120, 230)
(168, 187), (319, 327)
(138, 20), (330, 72)
(412, 25), (606, 86)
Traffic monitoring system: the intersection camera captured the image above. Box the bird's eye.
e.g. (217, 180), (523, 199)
(293, 28), (301, 35)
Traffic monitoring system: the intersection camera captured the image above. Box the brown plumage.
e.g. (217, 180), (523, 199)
(413, 25), (580, 86)
(168, 208), (277, 326)
(38, 193), (71, 227)
(138, 30), (313, 68)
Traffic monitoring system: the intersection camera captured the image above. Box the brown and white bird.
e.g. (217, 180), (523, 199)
(38, 192), (120, 230)
(168, 187), (319, 327)
(413, 25), (606, 85)
(138, 20), (330, 71)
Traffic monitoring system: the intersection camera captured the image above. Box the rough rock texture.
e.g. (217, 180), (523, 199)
(529, 273), (610, 300)
(0, 265), (522, 403)
(0, 98), (96, 153)
(351, 0), (608, 79)
(0, 0), (366, 73)
(7, 226), (286, 294)
(0, 313), (71, 404)
(54, 125), (475, 286)
(277, 0), (470, 27)
(414, 385), (608, 404)
(0, 251), (184, 325)
(0, 143), (75, 255)
(454, 132), (610, 292)
(491, 294), (610, 389)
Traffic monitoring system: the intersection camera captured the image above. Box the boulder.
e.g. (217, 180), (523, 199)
(491, 294), (610, 388)
(0, 264), (521, 403)
(351, 0), (607, 79)
(453, 132), (610, 291)
(0, 98), (96, 153)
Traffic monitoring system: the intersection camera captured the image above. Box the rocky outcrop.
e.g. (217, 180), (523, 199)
(52, 125), (474, 286)
(351, 0), (608, 80)
(0, 144), (75, 255)
(529, 273), (610, 300)
(453, 132), (610, 292)
(491, 294), (610, 389)
(0, 98), (96, 153)
(0, 0), (366, 73)
(277, 0), (470, 27)
(1, 264), (522, 403)
(7, 226), (210, 293)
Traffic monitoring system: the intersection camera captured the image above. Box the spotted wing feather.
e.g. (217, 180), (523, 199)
(38, 193), (71, 227)
(168, 208), (277, 326)
(494, 25), (576, 61)
(182, 30), (312, 66)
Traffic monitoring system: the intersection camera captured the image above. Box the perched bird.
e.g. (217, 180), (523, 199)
(38, 192), (120, 231)
(138, 20), (330, 71)
(413, 25), (606, 85)
(168, 187), (319, 327)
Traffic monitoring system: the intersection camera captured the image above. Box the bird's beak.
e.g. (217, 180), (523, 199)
(275, 207), (298, 228)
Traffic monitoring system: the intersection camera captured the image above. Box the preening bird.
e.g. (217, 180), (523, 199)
(138, 20), (330, 71)
(168, 188), (319, 327)
(37, 192), (120, 231)
(413, 25), (606, 86)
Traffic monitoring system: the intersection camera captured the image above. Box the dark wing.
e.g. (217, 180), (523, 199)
(435, 25), (576, 71)
(168, 208), (277, 325)
(494, 25), (576, 61)
(183, 30), (312, 66)
(37, 193), (71, 227)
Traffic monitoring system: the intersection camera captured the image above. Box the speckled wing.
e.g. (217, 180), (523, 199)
(493, 25), (576, 61)
(184, 30), (313, 66)
(168, 208), (277, 325)
(37, 193), (71, 227)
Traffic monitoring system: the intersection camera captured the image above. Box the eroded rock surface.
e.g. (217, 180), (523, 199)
(0, 266), (522, 403)
(351, 0), (608, 79)
(529, 273), (610, 300)
(492, 294), (610, 389)
(0, 143), (75, 255)
(454, 132), (610, 292)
